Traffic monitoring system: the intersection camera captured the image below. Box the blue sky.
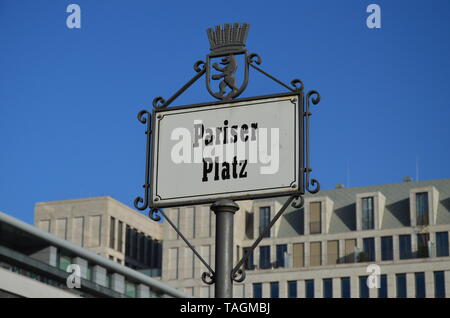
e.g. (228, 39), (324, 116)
(1, 0), (450, 224)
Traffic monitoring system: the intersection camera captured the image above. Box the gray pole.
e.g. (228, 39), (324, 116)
(211, 199), (239, 298)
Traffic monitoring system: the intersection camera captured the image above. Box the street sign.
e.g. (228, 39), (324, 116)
(150, 92), (303, 207)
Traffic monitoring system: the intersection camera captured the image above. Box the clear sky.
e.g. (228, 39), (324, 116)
(1, 0), (450, 224)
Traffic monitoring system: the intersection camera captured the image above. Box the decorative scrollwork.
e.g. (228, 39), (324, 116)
(291, 79), (304, 91)
(134, 110), (151, 211)
(134, 195), (147, 211)
(231, 268), (246, 283)
(201, 271), (215, 285)
(304, 90), (321, 195)
(152, 96), (166, 109)
(307, 178), (320, 194)
(247, 53), (262, 65)
(307, 90), (321, 105)
(148, 208), (162, 222)
(291, 195), (304, 209)
(194, 60), (206, 73)
(137, 110), (149, 125)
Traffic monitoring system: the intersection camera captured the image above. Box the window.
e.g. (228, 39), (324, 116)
(434, 271), (445, 298)
(327, 240), (339, 265)
(109, 217), (116, 249)
(417, 233), (429, 258)
(381, 236), (393, 261)
(310, 242), (321, 266)
(305, 280), (314, 298)
(125, 225), (131, 257)
(362, 197), (375, 230)
(399, 235), (412, 259)
(243, 247), (255, 270)
(359, 276), (369, 298)
(259, 207), (270, 238)
(323, 278), (333, 298)
(344, 239), (357, 263)
(245, 211), (254, 239)
(309, 202), (321, 234)
(341, 277), (350, 298)
(292, 243), (304, 268)
(139, 233), (146, 262)
(117, 221), (123, 253)
(416, 192), (429, 226)
(133, 229), (139, 259)
(58, 255), (72, 271)
(259, 246), (271, 269)
(270, 282), (279, 298)
(362, 238), (375, 262)
(396, 273), (407, 298)
(415, 272), (426, 298)
(436, 232), (449, 257)
(378, 275), (387, 298)
(125, 281), (136, 298)
(253, 283), (262, 298)
(276, 244), (287, 268)
(287, 281), (297, 298)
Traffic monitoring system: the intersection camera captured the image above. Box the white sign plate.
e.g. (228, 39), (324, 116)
(151, 93), (301, 207)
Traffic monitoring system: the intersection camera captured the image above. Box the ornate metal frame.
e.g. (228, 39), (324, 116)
(134, 23), (321, 285)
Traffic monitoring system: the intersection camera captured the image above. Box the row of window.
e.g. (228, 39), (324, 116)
(244, 232), (450, 270)
(109, 217), (162, 270)
(252, 271), (446, 298)
(255, 192), (432, 239)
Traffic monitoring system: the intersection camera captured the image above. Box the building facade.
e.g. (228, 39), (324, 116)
(0, 211), (185, 298)
(34, 196), (163, 276)
(162, 178), (450, 298)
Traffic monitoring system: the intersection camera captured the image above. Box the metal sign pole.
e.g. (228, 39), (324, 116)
(211, 199), (239, 298)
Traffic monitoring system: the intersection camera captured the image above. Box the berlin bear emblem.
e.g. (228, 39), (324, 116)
(205, 23), (250, 101)
(211, 55), (238, 98)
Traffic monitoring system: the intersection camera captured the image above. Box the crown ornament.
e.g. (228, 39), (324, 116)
(206, 23), (250, 55)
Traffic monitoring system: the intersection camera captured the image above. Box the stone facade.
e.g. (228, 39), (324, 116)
(34, 196), (163, 271)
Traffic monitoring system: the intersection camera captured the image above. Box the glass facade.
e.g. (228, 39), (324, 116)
(287, 281), (297, 298)
(396, 273), (407, 298)
(362, 197), (375, 230)
(276, 244), (287, 268)
(259, 246), (271, 269)
(125, 281), (136, 298)
(381, 236), (393, 261)
(417, 233), (429, 258)
(436, 232), (449, 257)
(305, 279), (314, 298)
(341, 277), (351, 298)
(399, 234), (412, 259)
(362, 238), (375, 262)
(243, 247), (255, 270)
(434, 271), (446, 298)
(259, 207), (270, 238)
(416, 192), (429, 226)
(378, 274), (387, 298)
(323, 278), (333, 298)
(359, 276), (369, 298)
(270, 282), (279, 298)
(253, 283), (262, 298)
(415, 272), (425, 298)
